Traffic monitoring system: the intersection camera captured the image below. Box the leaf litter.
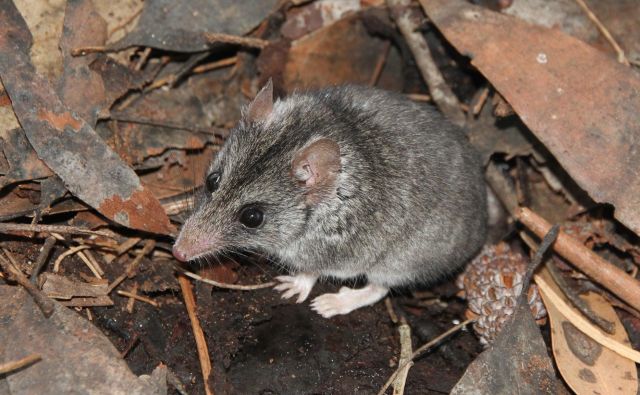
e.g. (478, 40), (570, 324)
(1, 0), (640, 394)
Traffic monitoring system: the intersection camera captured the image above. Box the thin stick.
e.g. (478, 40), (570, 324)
(177, 268), (275, 290)
(203, 32), (269, 49)
(53, 245), (91, 273)
(178, 275), (214, 395)
(471, 86), (490, 116)
(385, 297), (399, 324)
(71, 45), (109, 56)
(192, 56), (238, 74)
(0, 354), (41, 375)
(108, 112), (227, 137)
(118, 290), (159, 307)
(393, 319), (413, 395)
(126, 283), (138, 312)
(107, 240), (156, 294)
(81, 249), (105, 276)
(377, 319), (474, 395)
(369, 41), (391, 86)
(0, 223), (113, 238)
(405, 93), (431, 102)
(133, 47), (152, 71)
(105, 237), (141, 264)
(388, 0), (465, 126)
(30, 236), (56, 284)
(573, 0), (629, 66)
(0, 253), (55, 318)
(517, 207), (640, 312)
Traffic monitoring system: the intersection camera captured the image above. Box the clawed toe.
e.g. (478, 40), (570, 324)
(273, 273), (317, 303)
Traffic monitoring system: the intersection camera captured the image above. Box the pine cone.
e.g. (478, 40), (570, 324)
(456, 242), (547, 346)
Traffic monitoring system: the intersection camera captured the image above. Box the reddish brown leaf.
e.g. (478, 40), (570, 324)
(0, 2), (174, 235)
(284, 12), (395, 90)
(421, 0), (640, 235)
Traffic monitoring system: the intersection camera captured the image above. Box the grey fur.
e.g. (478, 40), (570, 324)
(178, 85), (487, 288)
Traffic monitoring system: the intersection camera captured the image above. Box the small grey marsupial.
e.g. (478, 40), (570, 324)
(173, 80), (487, 318)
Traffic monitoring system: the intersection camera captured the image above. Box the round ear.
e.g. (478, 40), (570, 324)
(246, 78), (273, 122)
(291, 138), (341, 205)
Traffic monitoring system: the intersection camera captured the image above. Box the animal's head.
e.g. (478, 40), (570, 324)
(172, 80), (341, 262)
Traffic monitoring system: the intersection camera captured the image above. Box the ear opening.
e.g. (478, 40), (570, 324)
(291, 138), (341, 205)
(246, 78), (273, 122)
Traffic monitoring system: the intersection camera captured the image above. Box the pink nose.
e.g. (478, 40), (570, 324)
(172, 245), (188, 262)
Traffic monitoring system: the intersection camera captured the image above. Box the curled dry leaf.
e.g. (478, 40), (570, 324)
(420, 0), (640, 235)
(536, 267), (638, 395)
(0, 1), (173, 235)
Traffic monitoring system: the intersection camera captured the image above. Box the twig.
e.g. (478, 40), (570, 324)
(471, 86), (490, 116)
(405, 93), (431, 102)
(53, 245), (91, 273)
(388, 0), (466, 126)
(105, 237), (141, 264)
(30, 236), (57, 284)
(0, 223), (113, 238)
(192, 56), (238, 74)
(126, 283), (139, 313)
(108, 112), (228, 137)
(0, 354), (41, 375)
(178, 275), (214, 395)
(118, 290), (159, 307)
(134, 47), (152, 71)
(517, 207), (640, 312)
(177, 267), (275, 290)
(0, 253), (55, 318)
(50, 234), (103, 279)
(393, 319), (413, 395)
(573, 0), (629, 66)
(71, 45), (110, 56)
(385, 297), (399, 324)
(377, 319), (474, 395)
(369, 41), (392, 86)
(81, 249), (105, 276)
(203, 32), (269, 49)
(107, 240), (156, 294)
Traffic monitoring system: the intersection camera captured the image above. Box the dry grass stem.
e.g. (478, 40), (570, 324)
(178, 268), (275, 290)
(377, 319), (474, 395)
(573, 0), (629, 65)
(179, 275), (214, 395)
(118, 289), (159, 307)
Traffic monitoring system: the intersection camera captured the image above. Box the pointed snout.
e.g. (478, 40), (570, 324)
(172, 245), (189, 262)
(172, 224), (220, 262)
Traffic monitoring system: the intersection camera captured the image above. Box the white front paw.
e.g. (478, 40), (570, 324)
(274, 273), (317, 303)
(310, 287), (353, 318)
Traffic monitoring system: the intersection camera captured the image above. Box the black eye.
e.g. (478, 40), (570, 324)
(239, 205), (264, 228)
(205, 171), (221, 192)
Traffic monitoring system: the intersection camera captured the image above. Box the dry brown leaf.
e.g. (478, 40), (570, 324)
(13, 0), (66, 82)
(421, 0), (640, 235)
(284, 12), (395, 90)
(537, 267), (638, 394)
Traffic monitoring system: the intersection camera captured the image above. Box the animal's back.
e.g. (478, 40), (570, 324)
(279, 86), (487, 286)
